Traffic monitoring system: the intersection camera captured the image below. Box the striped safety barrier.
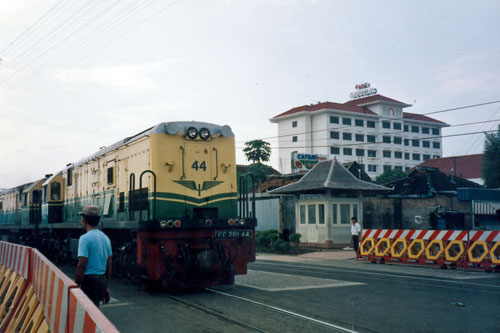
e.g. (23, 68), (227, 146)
(0, 242), (31, 279)
(31, 248), (78, 333)
(68, 288), (119, 333)
(0, 242), (119, 332)
(358, 229), (500, 271)
(463, 230), (500, 272)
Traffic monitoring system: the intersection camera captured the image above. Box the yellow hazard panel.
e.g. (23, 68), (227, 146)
(467, 241), (488, 263)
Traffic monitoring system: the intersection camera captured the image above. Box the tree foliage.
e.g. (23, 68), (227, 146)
(243, 140), (271, 164)
(374, 168), (408, 185)
(482, 129), (500, 188)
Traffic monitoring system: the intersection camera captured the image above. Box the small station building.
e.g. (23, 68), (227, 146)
(269, 159), (389, 247)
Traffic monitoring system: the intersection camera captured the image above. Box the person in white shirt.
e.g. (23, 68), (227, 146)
(351, 217), (361, 254)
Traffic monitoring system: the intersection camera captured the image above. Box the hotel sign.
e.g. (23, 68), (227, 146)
(291, 153), (327, 173)
(350, 82), (377, 100)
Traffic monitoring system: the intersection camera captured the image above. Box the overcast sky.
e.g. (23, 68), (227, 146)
(0, 0), (499, 188)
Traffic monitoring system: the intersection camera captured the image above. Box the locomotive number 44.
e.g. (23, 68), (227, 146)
(191, 160), (207, 171)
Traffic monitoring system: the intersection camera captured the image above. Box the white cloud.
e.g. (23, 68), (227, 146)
(53, 60), (175, 92)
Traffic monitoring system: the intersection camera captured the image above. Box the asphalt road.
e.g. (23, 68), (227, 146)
(82, 259), (500, 333)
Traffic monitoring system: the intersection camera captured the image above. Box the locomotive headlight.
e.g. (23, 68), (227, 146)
(199, 128), (210, 140)
(239, 219), (245, 226)
(187, 127), (198, 139)
(160, 220), (168, 228)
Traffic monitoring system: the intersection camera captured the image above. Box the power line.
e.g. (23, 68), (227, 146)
(236, 128), (499, 149)
(422, 100), (500, 115)
(0, 0), (67, 56)
(236, 106), (500, 143)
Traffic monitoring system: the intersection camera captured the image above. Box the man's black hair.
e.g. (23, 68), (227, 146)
(351, 217), (357, 221)
(82, 214), (100, 226)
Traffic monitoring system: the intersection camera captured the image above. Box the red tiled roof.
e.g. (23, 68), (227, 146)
(417, 154), (483, 179)
(271, 102), (376, 120)
(403, 112), (448, 125)
(343, 94), (411, 107)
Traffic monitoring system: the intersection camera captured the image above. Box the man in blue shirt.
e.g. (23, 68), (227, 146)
(75, 205), (112, 307)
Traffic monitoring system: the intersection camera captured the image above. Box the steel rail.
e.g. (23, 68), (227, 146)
(206, 288), (360, 333)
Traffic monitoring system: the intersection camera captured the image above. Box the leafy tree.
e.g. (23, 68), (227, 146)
(243, 140), (271, 164)
(374, 168), (408, 185)
(482, 128), (500, 188)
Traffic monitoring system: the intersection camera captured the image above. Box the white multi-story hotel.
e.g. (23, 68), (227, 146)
(270, 93), (449, 178)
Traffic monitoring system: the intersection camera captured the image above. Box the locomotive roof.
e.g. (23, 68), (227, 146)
(70, 121), (234, 168)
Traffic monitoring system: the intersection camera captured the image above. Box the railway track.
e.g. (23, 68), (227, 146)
(163, 288), (360, 333)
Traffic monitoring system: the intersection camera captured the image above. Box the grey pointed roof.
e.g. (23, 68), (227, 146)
(269, 159), (390, 194)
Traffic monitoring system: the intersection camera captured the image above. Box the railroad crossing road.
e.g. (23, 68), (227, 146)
(64, 258), (500, 332)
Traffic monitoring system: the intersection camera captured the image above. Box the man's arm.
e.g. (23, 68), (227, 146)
(75, 257), (88, 285)
(105, 256), (112, 282)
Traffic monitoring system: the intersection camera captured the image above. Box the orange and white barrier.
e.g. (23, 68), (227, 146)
(0, 242), (31, 279)
(463, 230), (500, 271)
(0, 242), (119, 332)
(31, 248), (78, 332)
(358, 229), (500, 271)
(68, 288), (119, 333)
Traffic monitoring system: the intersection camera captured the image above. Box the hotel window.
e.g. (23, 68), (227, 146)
(394, 137), (402, 145)
(342, 117), (351, 125)
(383, 136), (391, 143)
(343, 148), (352, 155)
(412, 139), (420, 147)
(411, 126), (419, 133)
(355, 134), (364, 142)
(432, 128), (440, 135)
(404, 153), (410, 160)
(368, 164), (377, 172)
(433, 142), (440, 149)
(367, 121), (376, 128)
(382, 121), (391, 129)
(368, 150), (377, 157)
(330, 116), (339, 124)
(423, 154), (431, 161)
(343, 133), (352, 141)
(383, 150), (391, 158)
(404, 125), (409, 132)
(423, 141), (430, 148)
(331, 147), (340, 155)
(395, 166), (403, 171)
(367, 135), (376, 143)
(394, 151), (403, 159)
(292, 136), (298, 142)
(292, 121), (298, 127)
(422, 127), (429, 134)
(330, 131), (339, 139)
(356, 149), (364, 157)
(393, 123), (402, 130)
(384, 165), (392, 171)
(433, 155), (441, 159)
(413, 153), (421, 161)
(404, 139), (409, 146)
(355, 119), (364, 127)
(405, 167), (411, 171)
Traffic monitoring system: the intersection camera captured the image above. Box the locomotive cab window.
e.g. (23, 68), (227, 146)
(67, 168), (73, 186)
(107, 167), (115, 185)
(0, 201), (3, 210)
(50, 182), (61, 201)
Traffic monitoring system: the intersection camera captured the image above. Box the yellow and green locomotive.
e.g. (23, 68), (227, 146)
(0, 121), (256, 288)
